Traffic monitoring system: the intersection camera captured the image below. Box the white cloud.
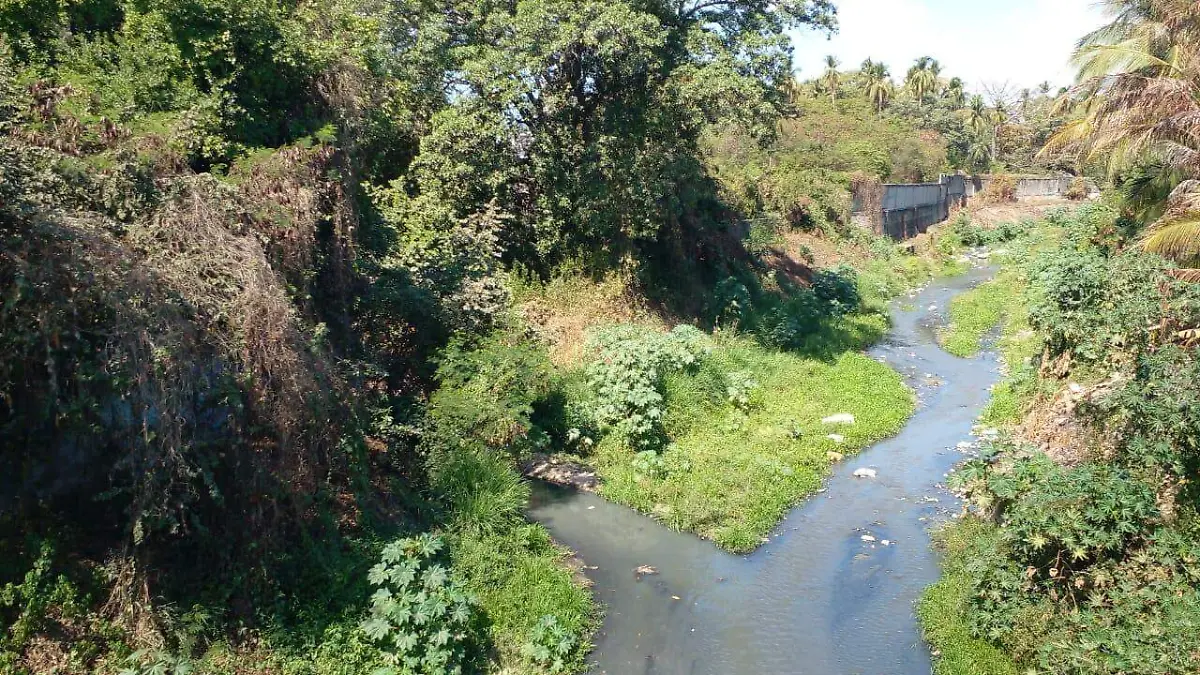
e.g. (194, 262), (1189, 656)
(790, 0), (1108, 92)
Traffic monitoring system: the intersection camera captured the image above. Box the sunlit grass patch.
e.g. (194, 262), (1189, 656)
(593, 328), (913, 553)
(940, 275), (1021, 358)
(453, 525), (597, 674)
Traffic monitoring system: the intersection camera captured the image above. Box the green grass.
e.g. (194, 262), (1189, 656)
(592, 315), (914, 552)
(919, 520), (1020, 675)
(940, 275), (1022, 358)
(858, 252), (969, 311)
(453, 525), (597, 674)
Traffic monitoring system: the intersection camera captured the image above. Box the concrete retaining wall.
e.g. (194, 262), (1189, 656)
(855, 174), (1092, 240)
(853, 175), (968, 240)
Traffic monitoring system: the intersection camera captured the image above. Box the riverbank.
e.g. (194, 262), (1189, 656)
(519, 233), (976, 554)
(528, 266), (1005, 674)
(920, 203), (1200, 675)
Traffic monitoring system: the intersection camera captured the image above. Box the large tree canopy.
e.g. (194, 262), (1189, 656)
(378, 0), (837, 269)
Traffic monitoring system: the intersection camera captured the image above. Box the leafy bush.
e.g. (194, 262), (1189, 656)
(754, 289), (825, 350)
(928, 204), (1200, 675)
(724, 370), (760, 413)
(965, 455), (1157, 575)
(427, 332), (554, 453)
(1024, 238), (1199, 367)
(811, 265), (861, 316)
(630, 449), (669, 479)
(1066, 177), (1089, 201)
(1094, 345), (1200, 482)
(743, 215), (784, 257)
(711, 276), (753, 328)
(949, 215), (1024, 248)
(360, 535), (479, 675)
(584, 325), (709, 450)
(955, 454), (1148, 623)
(980, 175), (1017, 203)
(1025, 247), (1114, 362)
(373, 198), (514, 335)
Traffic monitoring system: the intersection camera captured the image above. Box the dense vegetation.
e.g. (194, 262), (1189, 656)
(0, 0), (998, 672)
(920, 4), (1200, 672)
(923, 204), (1200, 675)
(9, 0), (1196, 672)
(1048, 0), (1200, 273)
(0, 0), (877, 672)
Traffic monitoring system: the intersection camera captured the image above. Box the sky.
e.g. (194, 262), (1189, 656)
(790, 0), (1110, 93)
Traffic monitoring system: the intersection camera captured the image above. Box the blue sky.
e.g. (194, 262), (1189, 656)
(790, 0), (1109, 92)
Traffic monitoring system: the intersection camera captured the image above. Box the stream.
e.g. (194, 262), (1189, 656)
(527, 266), (1002, 675)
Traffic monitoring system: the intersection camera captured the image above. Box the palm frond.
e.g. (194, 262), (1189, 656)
(1167, 267), (1200, 282)
(1142, 216), (1200, 262)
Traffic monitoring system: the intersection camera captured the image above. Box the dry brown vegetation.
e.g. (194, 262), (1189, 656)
(963, 198), (1072, 230)
(2, 130), (371, 655)
(518, 272), (670, 366)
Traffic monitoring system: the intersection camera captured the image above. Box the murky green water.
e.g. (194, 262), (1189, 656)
(528, 267), (1001, 675)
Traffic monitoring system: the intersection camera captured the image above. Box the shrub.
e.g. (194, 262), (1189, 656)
(1065, 177), (1088, 201)
(950, 215), (1025, 248)
(980, 175), (1017, 203)
(631, 449), (669, 479)
(757, 163), (851, 233)
(360, 535), (479, 675)
(811, 265), (861, 316)
(427, 332), (554, 453)
(744, 215), (784, 258)
(1025, 247), (1112, 361)
(754, 289), (825, 349)
(711, 276), (753, 328)
(521, 615), (580, 673)
(955, 453), (1159, 645)
(724, 370), (761, 413)
(1093, 345), (1200, 485)
(584, 325), (709, 450)
(928, 204), (1200, 675)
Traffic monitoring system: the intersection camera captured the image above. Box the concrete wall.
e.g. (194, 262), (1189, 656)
(966, 175), (1098, 199)
(860, 174), (968, 240)
(855, 174), (1091, 240)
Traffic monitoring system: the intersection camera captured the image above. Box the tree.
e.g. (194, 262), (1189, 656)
(965, 94), (993, 167)
(388, 0), (839, 269)
(1045, 0), (1200, 266)
(943, 76), (966, 109)
(905, 56), (939, 103)
(861, 58), (893, 116)
(821, 54), (841, 104)
(989, 97), (1010, 162)
(966, 94), (989, 135)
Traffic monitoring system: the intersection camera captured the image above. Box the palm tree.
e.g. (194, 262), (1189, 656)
(906, 56), (939, 103)
(944, 77), (966, 109)
(966, 95), (990, 134)
(968, 140), (992, 173)
(821, 55), (841, 104)
(780, 71), (803, 107)
(989, 99), (1009, 161)
(966, 95), (993, 166)
(1044, 0), (1200, 266)
(861, 59), (894, 116)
